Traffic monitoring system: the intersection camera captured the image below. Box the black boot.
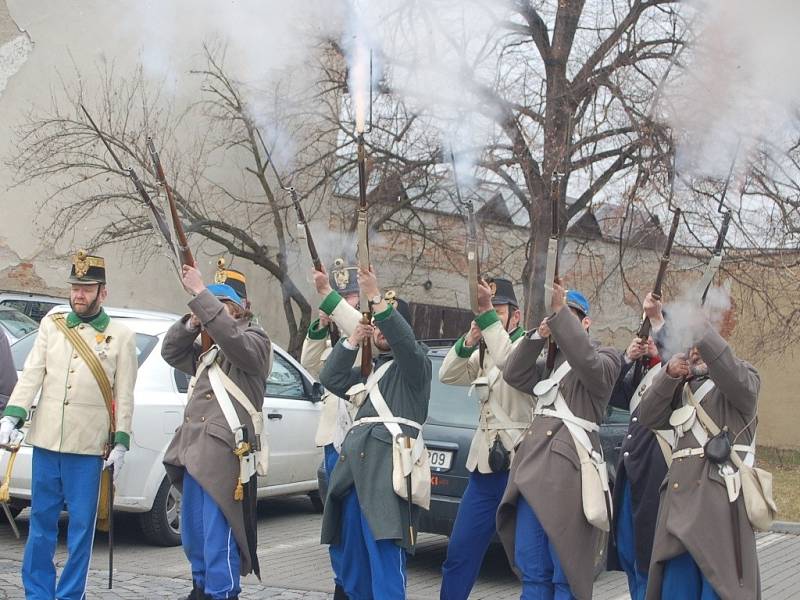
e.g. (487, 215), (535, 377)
(333, 583), (349, 600)
(184, 580), (204, 600)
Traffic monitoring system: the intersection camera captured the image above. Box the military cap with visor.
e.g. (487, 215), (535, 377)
(485, 277), (518, 308)
(68, 250), (106, 285)
(329, 257), (359, 297)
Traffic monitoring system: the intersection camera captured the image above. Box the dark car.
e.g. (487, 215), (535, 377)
(317, 344), (630, 559)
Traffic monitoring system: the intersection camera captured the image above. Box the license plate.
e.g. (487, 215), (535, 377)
(427, 449), (453, 472)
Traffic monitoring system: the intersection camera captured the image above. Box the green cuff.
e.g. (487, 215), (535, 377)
(307, 318), (329, 340)
(114, 431), (131, 450)
(2, 406), (27, 423)
(475, 309), (500, 330)
(454, 335), (478, 358)
(319, 291), (343, 316)
(373, 304), (393, 322)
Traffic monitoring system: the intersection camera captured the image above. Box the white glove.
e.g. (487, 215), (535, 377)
(0, 416), (19, 446)
(103, 444), (127, 481)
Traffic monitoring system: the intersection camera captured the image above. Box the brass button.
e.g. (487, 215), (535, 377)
(360, 452), (365, 458)
(546, 430), (552, 437)
(73, 353), (78, 359)
(623, 451), (630, 457)
(69, 369), (75, 374)
(205, 393), (212, 399)
(673, 482), (679, 489)
(627, 434), (633, 439)
(67, 384), (72, 390)
(200, 416), (205, 422)
(64, 400), (69, 405)
(632, 417), (638, 423)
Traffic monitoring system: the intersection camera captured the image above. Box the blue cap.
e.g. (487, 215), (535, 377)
(206, 283), (243, 307)
(566, 290), (590, 316)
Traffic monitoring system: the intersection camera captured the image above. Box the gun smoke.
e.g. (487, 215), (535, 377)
(659, 283), (732, 361)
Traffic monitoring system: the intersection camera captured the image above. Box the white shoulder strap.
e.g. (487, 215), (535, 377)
(629, 362), (662, 414)
(551, 360), (572, 384)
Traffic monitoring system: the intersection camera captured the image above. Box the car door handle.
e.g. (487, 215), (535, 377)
(267, 413), (283, 420)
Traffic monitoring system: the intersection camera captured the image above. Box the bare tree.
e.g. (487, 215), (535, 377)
(292, 0), (686, 326)
(9, 50), (313, 357)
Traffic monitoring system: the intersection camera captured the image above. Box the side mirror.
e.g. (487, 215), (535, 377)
(311, 381), (324, 403)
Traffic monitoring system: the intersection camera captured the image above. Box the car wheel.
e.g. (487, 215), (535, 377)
(309, 490), (324, 513)
(139, 476), (182, 546)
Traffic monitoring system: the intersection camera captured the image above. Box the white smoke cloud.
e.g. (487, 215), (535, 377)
(667, 0), (800, 179)
(660, 281), (732, 360)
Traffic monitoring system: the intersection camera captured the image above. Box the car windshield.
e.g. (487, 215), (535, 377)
(0, 309), (38, 338)
(11, 330), (158, 370)
(426, 355), (480, 428)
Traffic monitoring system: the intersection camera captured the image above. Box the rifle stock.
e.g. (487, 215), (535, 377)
(356, 134), (373, 376)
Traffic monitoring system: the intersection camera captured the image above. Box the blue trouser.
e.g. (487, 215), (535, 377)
(332, 486), (407, 600)
(661, 552), (721, 600)
(324, 444), (347, 589)
(514, 496), (575, 600)
(616, 481), (648, 600)
(440, 470), (509, 600)
(181, 472), (241, 600)
(22, 447), (103, 600)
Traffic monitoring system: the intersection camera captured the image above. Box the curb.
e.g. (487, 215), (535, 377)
(769, 521), (800, 535)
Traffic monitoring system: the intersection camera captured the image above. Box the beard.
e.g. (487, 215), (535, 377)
(70, 290), (101, 317)
(373, 336), (390, 352)
(690, 363), (709, 378)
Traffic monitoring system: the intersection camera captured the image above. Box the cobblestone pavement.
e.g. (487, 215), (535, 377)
(0, 497), (797, 598)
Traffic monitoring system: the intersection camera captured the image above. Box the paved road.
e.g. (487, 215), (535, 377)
(0, 497), (797, 598)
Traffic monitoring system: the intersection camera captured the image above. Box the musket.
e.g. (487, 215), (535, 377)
(451, 150), (487, 368)
(146, 136), (212, 352)
(631, 203), (681, 388)
(253, 128), (323, 271)
(146, 137), (194, 267)
(79, 105), (179, 263)
(697, 141), (739, 304)
(356, 133), (373, 376)
(544, 172), (563, 371)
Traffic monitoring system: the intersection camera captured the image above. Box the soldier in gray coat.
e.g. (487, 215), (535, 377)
(319, 266), (432, 600)
(0, 332), (17, 411)
(499, 283), (621, 600)
(162, 265), (272, 600)
(638, 318), (760, 600)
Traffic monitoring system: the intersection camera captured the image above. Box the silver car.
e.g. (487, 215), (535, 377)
(1, 306), (324, 545)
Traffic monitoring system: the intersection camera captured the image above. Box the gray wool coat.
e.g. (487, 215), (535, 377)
(319, 307), (431, 552)
(638, 324), (760, 600)
(161, 290), (272, 577)
(498, 307), (622, 600)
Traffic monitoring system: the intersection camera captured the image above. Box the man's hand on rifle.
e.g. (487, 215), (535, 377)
(643, 292), (664, 326)
(464, 321), (483, 348)
(357, 265), (379, 299)
(666, 352), (690, 379)
(625, 337), (648, 362)
(348, 323), (374, 347)
(537, 318), (551, 339)
(103, 444), (127, 482)
(319, 310), (332, 328)
(0, 416), (18, 446)
(476, 279), (494, 314)
(312, 266), (333, 297)
(550, 278), (566, 313)
(181, 265), (205, 296)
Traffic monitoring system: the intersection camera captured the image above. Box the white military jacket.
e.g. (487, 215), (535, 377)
(439, 309), (534, 473)
(300, 291), (361, 449)
(4, 310), (137, 455)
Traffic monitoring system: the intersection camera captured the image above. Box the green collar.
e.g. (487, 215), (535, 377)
(509, 326), (525, 342)
(66, 309), (110, 332)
